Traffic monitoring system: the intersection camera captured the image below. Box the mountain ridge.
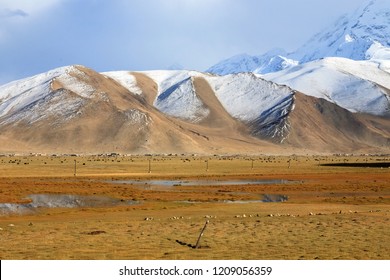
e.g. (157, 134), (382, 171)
(0, 65), (389, 155)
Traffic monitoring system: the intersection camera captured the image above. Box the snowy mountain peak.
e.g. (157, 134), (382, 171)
(253, 55), (298, 75)
(206, 48), (298, 75)
(206, 53), (265, 75)
(293, 0), (390, 62)
(207, 0), (390, 75)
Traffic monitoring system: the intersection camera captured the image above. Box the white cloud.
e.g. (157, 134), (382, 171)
(0, 0), (63, 15)
(0, 8), (28, 18)
(0, 0), (372, 85)
(0, 0), (64, 43)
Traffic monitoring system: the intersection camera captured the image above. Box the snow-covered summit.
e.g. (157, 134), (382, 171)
(207, 0), (390, 75)
(292, 0), (390, 63)
(206, 53), (266, 75)
(206, 49), (297, 75)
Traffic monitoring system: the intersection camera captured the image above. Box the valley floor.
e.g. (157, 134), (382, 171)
(0, 154), (389, 260)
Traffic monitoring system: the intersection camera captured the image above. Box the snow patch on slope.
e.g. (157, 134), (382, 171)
(121, 109), (152, 132)
(205, 73), (295, 142)
(0, 65), (117, 125)
(55, 67), (96, 99)
(102, 71), (143, 95)
(1, 89), (85, 126)
(142, 70), (210, 122)
(0, 66), (75, 119)
(205, 73), (294, 122)
(248, 95), (295, 143)
(154, 77), (210, 122)
(142, 70), (204, 94)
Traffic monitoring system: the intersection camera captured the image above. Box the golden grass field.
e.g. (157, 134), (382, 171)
(0, 154), (389, 260)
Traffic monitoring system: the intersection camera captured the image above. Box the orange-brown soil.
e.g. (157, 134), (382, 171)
(0, 155), (389, 260)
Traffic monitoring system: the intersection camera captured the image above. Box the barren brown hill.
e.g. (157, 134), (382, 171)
(286, 92), (390, 153)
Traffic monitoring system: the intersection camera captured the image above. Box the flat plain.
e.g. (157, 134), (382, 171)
(0, 154), (389, 260)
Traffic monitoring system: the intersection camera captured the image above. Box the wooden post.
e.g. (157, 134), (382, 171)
(195, 220), (209, 249)
(148, 159), (151, 173)
(206, 160), (209, 172)
(74, 160), (76, 176)
(251, 159), (254, 170)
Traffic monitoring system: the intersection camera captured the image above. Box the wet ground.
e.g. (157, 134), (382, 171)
(0, 194), (137, 215)
(0, 155), (389, 260)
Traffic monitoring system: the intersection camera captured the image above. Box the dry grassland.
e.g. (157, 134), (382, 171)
(0, 154), (389, 260)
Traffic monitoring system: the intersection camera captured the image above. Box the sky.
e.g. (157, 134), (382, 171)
(0, 0), (368, 85)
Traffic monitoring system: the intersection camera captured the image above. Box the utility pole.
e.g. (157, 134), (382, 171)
(148, 159), (151, 173)
(74, 160), (77, 176)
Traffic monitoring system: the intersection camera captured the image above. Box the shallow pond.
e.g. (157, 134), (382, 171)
(0, 194), (137, 215)
(111, 179), (290, 187)
(181, 194), (289, 204)
(110, 179), (290, 204)
(1, 179), (292, 215)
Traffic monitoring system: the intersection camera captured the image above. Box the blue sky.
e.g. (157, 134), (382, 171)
(0, 0), (367, 85)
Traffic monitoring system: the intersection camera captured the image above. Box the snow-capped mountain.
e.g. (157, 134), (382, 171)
(1, 2), (389, 155)
(206, 53), (264, 75)
(206, 49), (298, 75)
(204, 0), (390, 121)
(207, 0), (390, 75)
(105, 70), (295, 141)
(0, 65), (389, 154)
(264, 57), (390, 116)
(293, 0), (390, 63)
